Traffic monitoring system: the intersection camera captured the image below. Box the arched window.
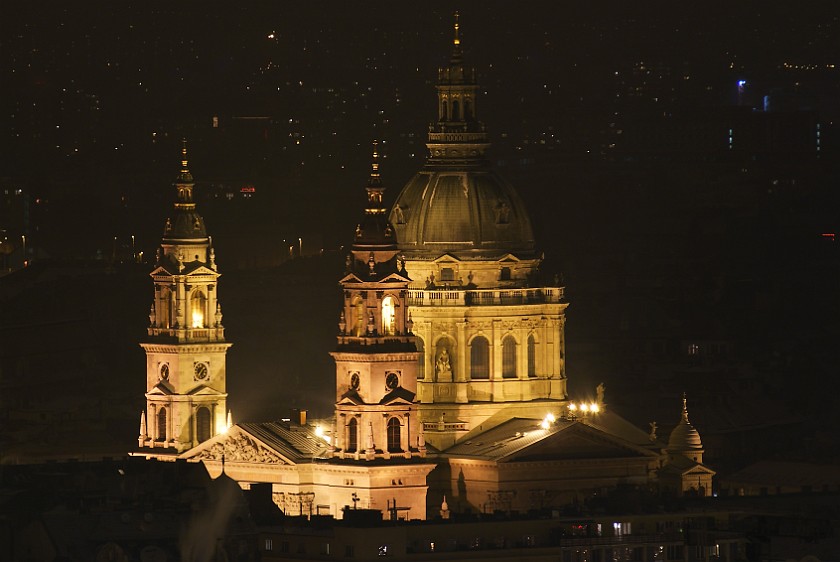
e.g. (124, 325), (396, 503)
(347, 418), (358, 453)
(381, 296), (396, 336)
(464, 99), (473, 120)
(470, 336), (490, 379)
(441, 99), (448, 121)
(353, 297), (365, 336)
(157, 407), (167, 441)
(452, 99), (461, 121)
(196, 406), (211, 442)
(416, 337), (425, 380)
(502, 336), (517, 378)
(190, 290), (207, 328)
(527, 335), (536, 377)
(387, 418), (402, 452)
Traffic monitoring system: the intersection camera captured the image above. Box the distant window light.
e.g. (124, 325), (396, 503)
(265, 539), (273, 551)
(378, 545), (389, 556)
(688, 344), (700, 356)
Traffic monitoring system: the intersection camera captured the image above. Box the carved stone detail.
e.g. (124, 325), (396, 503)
(194, 432), (286, 464)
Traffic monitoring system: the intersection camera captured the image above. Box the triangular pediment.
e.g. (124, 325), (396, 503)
(432, 253), (460, 264)
(147, 381), (175, 395)
(186, 384), (223, 396)
(503, 423), (659, 463)
(379, 386), (416, 405)
(184, 264), (217, 276)
(338, 389), (366, 405)
(150, 265), (174, 278)
(182, 425), (293, 465)
(497, 254), (521, 263)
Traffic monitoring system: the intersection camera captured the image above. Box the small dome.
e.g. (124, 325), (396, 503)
(668, 396), (703, 451)
(390, 169), (536, 260)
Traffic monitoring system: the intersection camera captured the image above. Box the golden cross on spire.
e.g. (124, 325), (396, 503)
(453, 11), (460, 46)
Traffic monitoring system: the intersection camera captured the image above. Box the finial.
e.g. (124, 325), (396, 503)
(453, 11), (460, 46)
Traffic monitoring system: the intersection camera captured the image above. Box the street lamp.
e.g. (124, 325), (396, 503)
(299, 237), (303, 258)
(21, 235), (26, 267)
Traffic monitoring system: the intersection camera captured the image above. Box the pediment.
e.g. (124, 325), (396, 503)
(148, 381), (175, 395)
(338, 389), (366, 405)
(150, 265), (174, 277)
(186, 384), (223, 396)
(184, 265), (217, 276)
(503, 424), (658, 463)
(432, 253), (461, 264)
(183, 426), (292, 465)
(379, 387), (416, 405)
(497, 254), (521, 263)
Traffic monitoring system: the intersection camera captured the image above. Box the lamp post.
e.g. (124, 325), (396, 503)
(299, 237), (303, 258)
(21, 235), (26, 267)
(131, 235), (136, 261)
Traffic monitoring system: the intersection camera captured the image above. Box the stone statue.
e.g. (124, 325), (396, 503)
(436, 348), (451, 377)
(648, 421), (658, 442)
(596, 382), (606, 404)
(394, 204), (405, 224)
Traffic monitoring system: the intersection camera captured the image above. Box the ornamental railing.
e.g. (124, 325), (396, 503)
(407, 287), (564, 307)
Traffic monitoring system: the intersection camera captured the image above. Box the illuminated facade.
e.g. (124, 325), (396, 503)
(389, 14), (567, 450)
(138, 142), (231, 454)
(169, 16), (713, 518)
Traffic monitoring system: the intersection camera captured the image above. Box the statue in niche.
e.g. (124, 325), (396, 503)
(495, 200), (511, 224)
(436, 347), (452, 379)
(164, 218), (172, 233)
(393, 205), (405, 224)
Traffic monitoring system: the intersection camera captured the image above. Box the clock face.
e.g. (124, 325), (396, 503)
(194, 362), (209, 381)
(350, 373), (360, 390)
(159, 363), (170, 381)
(385, 372), (399, 390)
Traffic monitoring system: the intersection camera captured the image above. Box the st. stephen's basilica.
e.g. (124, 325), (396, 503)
(136, 16), (714, 519)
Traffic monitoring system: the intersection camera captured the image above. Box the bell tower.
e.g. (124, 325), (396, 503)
(138, 141), (231, 454)
(331, 142), (425, 461)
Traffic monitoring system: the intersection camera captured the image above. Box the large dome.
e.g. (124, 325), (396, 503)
(390, 169), (536, 260)
(388, 26), (537, 262)
(668, 397), (704, 452)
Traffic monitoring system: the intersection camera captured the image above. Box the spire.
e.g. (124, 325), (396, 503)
(453, 11), (461, 47)
(175, 138), (195, 203)
(353, 140), (397, 251)
(681, 392), (690, 423)
(163, 139), (206, 239)
(429, 13), (488, 165)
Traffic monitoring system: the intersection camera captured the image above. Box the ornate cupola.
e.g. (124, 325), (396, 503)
(331, 143), (425, 461)
(139, 140), (231, 454)
(390, 13), (537, 265)
(427, 11), (490, 168)
(667, 394), (705, 464)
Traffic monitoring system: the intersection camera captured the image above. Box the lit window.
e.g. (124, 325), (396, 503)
(381, 296), (395, 335)
(265, 538), (273, 551)
(190, 289), (206, 328)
